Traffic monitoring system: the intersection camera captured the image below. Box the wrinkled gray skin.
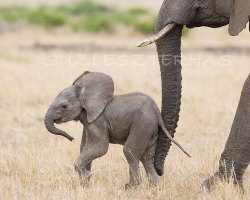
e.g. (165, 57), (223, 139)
(144, 0), (249, 191)
(44, 72), (190, 188)
(201, 74), (250, 191)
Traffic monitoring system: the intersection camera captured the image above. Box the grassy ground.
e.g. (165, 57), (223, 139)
(0, 24), (249, 199)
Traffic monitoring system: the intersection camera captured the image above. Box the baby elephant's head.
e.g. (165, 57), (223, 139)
(44, 71), (114, 141)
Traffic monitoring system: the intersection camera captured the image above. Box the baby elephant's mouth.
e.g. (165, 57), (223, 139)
(54, 117), (62, 124)
(54, 117), (69, 124)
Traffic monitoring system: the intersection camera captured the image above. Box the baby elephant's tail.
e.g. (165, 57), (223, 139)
(156, 107), (191, 158)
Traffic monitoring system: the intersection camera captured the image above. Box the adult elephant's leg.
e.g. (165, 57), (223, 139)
(202, 74), (250, 191)
(230, 145), (250, 189)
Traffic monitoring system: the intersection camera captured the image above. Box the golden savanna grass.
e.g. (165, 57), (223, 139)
(0, 26), (249, 199)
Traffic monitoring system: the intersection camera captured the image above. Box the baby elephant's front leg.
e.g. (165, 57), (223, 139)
(74, 144), (109, 185)
(75, 126), (109, 185)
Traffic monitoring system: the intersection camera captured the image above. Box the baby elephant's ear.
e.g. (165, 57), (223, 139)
(73, 72), (114, 123)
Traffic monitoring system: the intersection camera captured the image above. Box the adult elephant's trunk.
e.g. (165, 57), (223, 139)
(154, 25), (183, 176)
(44, 108), (74, 141)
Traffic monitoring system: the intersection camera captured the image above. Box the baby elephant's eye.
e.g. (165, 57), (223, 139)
(62, 104), (68, 109)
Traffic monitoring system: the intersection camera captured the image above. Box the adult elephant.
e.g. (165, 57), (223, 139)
(137, 0), (250, 190)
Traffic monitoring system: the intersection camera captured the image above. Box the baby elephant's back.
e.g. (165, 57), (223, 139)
(104, 92), (159, 144)
(106, 92), (157, 118)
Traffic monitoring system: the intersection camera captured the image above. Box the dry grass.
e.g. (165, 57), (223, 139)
(0, 27), (249, 199)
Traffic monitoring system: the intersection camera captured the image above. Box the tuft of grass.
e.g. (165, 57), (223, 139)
(127, 7), (148, 16)
(135, 16), (157, 35)
(26, 7), (67, 29)
(115, 12), (136, 26)
(69, 1), (112, 15)
(72, 14), (112, 32)
(0, 52), (29, 62)
(0, 6), (29, 23)
(115, 8), (148, 27)
(0, 7), (17, 23)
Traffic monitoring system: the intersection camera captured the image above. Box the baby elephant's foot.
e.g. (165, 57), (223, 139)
(74, 162), (92, 186)
(201, 175), (217, 191)
(124, 182), (140, 190)
(149, 179), (160, 188)
(79, 172), (92, 186)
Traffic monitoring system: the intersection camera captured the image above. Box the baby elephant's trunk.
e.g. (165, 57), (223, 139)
(44, 109), (74, 141)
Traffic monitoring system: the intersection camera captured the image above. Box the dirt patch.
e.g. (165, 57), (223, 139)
(20, 42), (250, 55)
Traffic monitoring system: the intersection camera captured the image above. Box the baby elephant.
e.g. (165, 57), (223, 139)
(44, 71), (190, 188)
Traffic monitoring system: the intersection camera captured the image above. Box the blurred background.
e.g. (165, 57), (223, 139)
(0, 0), (249, 199)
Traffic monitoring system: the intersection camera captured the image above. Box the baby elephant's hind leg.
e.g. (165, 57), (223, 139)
(123, 145), (141, 189)
(141, 143), (159, 187)
(123, 118), (158, 189)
